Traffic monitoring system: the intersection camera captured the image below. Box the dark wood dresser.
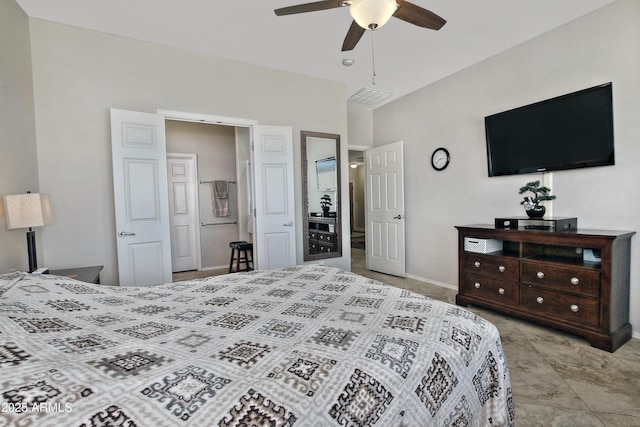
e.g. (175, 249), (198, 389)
(308, 217), (337, 255)
(455, 225), (634, 352)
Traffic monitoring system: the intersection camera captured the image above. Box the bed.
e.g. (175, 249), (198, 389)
(0, 265), (514, 426)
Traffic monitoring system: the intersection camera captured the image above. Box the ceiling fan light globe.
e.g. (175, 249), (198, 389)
(349, 0), (398, 30)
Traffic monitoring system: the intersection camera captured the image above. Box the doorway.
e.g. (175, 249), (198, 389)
(348, 149), (366, 256)
(111, 108), (295, 286)
(166, 120), (251, 273)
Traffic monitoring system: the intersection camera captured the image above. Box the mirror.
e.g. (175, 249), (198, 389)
(301, 131), (342, 261)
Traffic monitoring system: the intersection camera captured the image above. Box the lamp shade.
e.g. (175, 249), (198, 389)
(350, 0), (398, 30)
(3, 193), (53, 229)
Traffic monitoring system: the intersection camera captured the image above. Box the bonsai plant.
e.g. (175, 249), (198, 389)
(320, 194), (332, 216)
(519, 180), (556, 218)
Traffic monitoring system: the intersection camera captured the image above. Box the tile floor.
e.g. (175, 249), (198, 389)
(174, 249), (640, 426)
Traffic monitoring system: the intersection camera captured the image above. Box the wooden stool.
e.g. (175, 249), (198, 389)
(228, 241), (253, 273)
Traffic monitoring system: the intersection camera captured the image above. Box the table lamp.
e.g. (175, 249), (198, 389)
(3, 192), (53, 272)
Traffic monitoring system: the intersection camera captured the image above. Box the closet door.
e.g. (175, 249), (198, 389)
(110, 108), (172, 286)
(252, 125), (296, 269)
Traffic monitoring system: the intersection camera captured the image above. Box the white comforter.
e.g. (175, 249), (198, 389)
(0, 265), (513, 426)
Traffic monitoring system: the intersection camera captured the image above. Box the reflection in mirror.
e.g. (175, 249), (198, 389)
(316, 157), (337, 191)
(301, 131), (341, 261)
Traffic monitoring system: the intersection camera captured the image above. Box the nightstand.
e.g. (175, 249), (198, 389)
(49, 265), (104, 284)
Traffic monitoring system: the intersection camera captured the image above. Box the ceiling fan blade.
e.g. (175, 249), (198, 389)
(342, 20), (366, 51)
(274, 1), (346, 16)
(394, 0), (446, 30)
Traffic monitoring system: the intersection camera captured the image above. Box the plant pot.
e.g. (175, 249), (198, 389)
(526, 205), (546, 218)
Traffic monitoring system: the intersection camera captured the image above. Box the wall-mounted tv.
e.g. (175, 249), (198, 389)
(485, 82), (614, 177)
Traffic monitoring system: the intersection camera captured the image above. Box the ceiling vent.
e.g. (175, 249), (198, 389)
(348, 87), (392, 108)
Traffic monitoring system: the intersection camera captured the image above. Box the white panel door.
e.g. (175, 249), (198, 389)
(111, 109), (172, 286)
(252, 125), (296, 269)
(167, 154), (199, 273)
(365, 141), (406, 277)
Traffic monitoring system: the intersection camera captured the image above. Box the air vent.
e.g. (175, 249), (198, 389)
(348, 87), (392, 108)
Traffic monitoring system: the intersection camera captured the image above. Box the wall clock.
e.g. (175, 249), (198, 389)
(431, 147), (450, 171)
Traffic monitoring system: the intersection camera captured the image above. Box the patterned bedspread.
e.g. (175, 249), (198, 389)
(0, 266), (514, 426)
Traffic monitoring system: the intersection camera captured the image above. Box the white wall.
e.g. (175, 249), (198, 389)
(347, 104), (373, 147)
(346, 105), (372, 233)
(0, 0), (39, 273)
(372, 0), (640, 333)
(28, 19), (350, 284)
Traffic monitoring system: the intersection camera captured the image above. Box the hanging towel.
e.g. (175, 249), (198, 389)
(212, 181), (229, 217)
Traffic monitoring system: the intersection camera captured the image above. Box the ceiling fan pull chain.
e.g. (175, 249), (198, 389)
(371, 30), (377, 85)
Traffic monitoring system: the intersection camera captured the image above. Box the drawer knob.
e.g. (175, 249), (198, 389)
(474, 261), (481, 268)
(498, 265), (506, 273)
(498, 287), (505, 295)
(474, 282), (481, 289)
(537, 271), (545, 279)
(570, 277), (579, 285)
(536, 296), (544, 304)
(570, 304), (579, 313)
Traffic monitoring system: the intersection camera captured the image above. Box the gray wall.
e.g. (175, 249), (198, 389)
(27, 18), (350, 284)
(370, 0), (640, 334)
(0, 0), (39, 273)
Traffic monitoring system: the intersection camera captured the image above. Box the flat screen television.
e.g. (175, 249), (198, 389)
(485, 82), (614, 177)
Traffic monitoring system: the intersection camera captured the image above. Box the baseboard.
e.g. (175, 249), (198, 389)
(201, 265), (228, 272)
(404, 273), (457, 291)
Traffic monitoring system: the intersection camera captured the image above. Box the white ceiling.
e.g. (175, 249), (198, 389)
(16, 0), (616, 107)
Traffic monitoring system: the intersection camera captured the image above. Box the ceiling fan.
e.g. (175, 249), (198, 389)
(274, 0), (446, 51)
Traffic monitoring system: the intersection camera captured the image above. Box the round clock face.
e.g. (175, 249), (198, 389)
(431, 147), (450, 171)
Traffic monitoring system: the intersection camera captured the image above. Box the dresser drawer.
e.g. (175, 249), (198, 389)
(317, 231), (335, 243)
(463, 254), (519, 281)
(318, 242), (336, 253)
(520, 285), (599, 328)
(462, 273), (518, 305)
(521, 261), (600, 297)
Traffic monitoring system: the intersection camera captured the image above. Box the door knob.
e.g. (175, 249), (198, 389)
(282, 221), (294, 227)
(118, 231), (136, 237)
(393, 215), (403, 219)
